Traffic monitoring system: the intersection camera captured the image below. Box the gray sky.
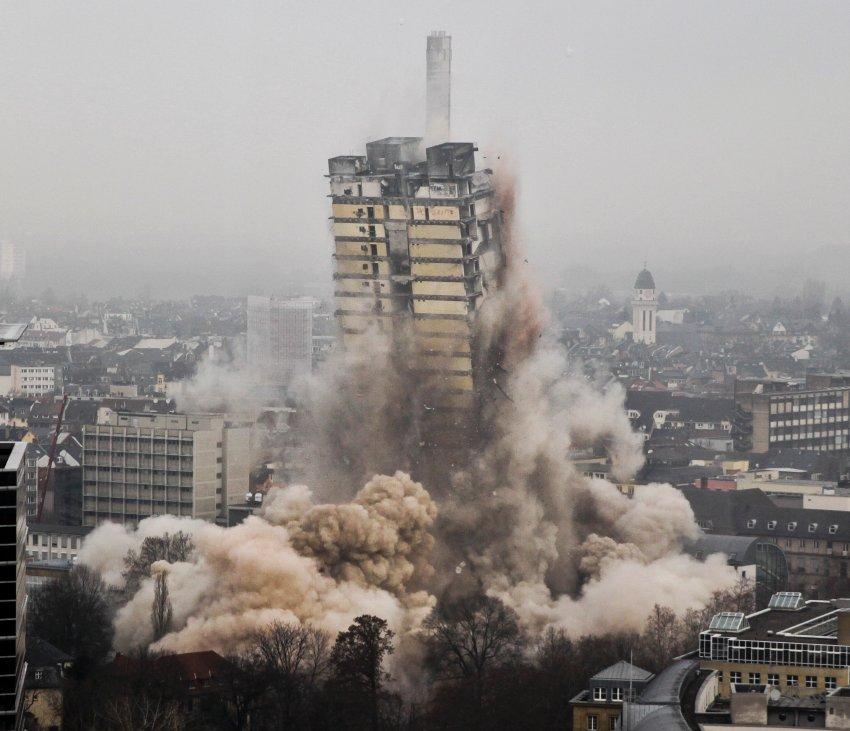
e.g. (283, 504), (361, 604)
(2, 1), (850, 298)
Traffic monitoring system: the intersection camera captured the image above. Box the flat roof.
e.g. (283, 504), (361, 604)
(709, 600), (841, 643)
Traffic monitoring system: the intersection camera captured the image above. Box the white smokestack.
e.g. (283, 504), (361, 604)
(426, 31), (451, 147)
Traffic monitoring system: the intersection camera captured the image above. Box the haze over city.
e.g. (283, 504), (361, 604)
(6, 4), (850, 730)
(3, 1), (850, 297)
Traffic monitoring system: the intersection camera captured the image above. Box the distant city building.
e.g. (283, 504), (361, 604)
(247, 296), (316, 385)
(631, 268), (658, 345)
(425, 31), (451, 146)
(4, 365), (63, 397)
(0, 442), (27, 730)
(0, 242), (25, 284)
(81, 411), (251, 526)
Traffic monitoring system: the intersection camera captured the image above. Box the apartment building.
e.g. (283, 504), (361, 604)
(82, 412), (251, 526)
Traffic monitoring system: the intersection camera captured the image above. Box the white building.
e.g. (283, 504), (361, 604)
(631, 268), (658, 345)
(247, 296), (316, 385)
(7, 364), (62, 396)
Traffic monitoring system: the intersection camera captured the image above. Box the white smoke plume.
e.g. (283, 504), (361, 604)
(79, 170), (736, 670)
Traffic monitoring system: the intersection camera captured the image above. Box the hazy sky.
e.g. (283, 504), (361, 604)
(2, 1), (850, 298)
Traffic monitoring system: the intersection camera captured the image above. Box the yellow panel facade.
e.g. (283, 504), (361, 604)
(409, 242), (464, 259)
(333, 222), (386, 238)
(335, 241), (388, 256)
(414, 299), (470, 316)
(336, 279), (391, 294)
(411, 261), (464, 277)
(428, 206), (460, 221)
(413, 318), (471, 335)
(420, 354), (472, 372)
(409, 224), (461, 240)
(431, 374), (474, 391)
(412, 281), (467, 296)
(332, 203), (387, 220)
(335, 295), (395, 313)
(338, 261), (391, 277)
(418, 336), (471, 353)
(387, 204), (408, 220)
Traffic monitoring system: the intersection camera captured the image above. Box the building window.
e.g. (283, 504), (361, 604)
(786, 675), (798, 687)
(806, 676), (817, 688)
(730, 672), (741, 684)
(767, 674), (779, 686)
(611, 687), (623, 702)
(717, 671), (724, 684)
(593, 687), (606, 701)
(587, 717), (598, 731)
(748, 673), (760, 684)
(826, 677), (837, 690)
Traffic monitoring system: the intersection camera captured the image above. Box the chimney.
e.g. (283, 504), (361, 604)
(838, 609), (850, 645)
(425, 31), (451, 147)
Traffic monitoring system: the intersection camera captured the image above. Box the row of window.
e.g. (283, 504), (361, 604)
(747, 518), (841, 534)
(770, 398), (846, 414)
(591, 687), (636, 702)
(700, 632), (850, 668)
(722, 670), (837, 689)
(29, 534), (80, 549)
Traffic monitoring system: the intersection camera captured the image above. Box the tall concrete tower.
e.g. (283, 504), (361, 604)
(426, 31), (451, 146)
(632, 267), (658, 345)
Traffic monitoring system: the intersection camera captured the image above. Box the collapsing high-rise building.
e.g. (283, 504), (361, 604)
(328, 36), (503, 434)
(425, 31), (451, 147)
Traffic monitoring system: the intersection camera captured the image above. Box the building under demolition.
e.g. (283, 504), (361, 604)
(327, 34), (504, 437)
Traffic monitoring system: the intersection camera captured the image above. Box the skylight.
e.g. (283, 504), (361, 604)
(768, 592), (804, 611)
(708, 611), (749, 632)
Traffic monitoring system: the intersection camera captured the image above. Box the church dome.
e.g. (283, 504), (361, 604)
(634, 268), (655, 290)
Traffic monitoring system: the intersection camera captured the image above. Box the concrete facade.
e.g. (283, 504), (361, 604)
(81, 412), (251, 525)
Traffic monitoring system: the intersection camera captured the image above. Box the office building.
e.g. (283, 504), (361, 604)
(81, 412), (251, 526)
(631, 268), (658, 345)
(426, 31), (451, 146)
(0, 442), (26, 730)
(699, 593), (850, 700)
(246, 296), (316, 385)
(733, 379), (850, 453)
(329, 141), (502, 419)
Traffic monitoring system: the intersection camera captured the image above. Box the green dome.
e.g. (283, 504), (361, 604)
(635, 269), (655, 289)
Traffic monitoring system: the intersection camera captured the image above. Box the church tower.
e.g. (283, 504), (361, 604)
(632, 267), (657, 345)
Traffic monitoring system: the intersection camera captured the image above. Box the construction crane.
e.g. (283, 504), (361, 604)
(36, 394), (69, 522)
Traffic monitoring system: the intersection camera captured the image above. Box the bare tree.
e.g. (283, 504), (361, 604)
(28, 565), (112, 673)
(151, 572), (173, 642)
(123, 532), (194, 595)
(251, 621), (330, 728)
(422, 594), (525, 727)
